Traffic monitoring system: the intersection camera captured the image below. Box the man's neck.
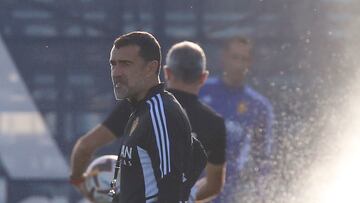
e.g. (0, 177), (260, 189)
(222, 75), (245, 88)
(167, 81), (200, 95)
(132, 78), (160, 102)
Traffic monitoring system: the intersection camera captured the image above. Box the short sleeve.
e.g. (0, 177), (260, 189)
(206, 118), (226, 165)
(102, 100), (132, 137)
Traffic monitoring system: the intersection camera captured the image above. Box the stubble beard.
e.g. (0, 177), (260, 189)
(113, 85), (129, 100)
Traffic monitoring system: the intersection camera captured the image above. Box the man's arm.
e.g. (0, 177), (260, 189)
(190, 113), (227, 202)
(146, 97), (194, 202)
(70, 100), (131, 184)
(247, 103), (274, 202)
(253, 103), (274, 175)
(69, 124), (116, 193)
(193, 163), (226, 202)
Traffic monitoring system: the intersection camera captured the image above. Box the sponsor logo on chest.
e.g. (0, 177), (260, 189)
(120, 145), (133, 166)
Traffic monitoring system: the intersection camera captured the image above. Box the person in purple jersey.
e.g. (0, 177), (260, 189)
(200, 36), (274, 203)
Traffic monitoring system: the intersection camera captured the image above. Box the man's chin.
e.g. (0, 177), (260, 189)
(114, 95), (126, 100)
(113, 89), (128, 100)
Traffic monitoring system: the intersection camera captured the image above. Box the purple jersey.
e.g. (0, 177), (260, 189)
(200, 77), (274, 202)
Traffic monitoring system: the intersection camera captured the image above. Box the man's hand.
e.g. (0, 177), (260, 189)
(69, 125), (117, 202)
(70, 174), (93, 201)
(190, 163), (226, 202)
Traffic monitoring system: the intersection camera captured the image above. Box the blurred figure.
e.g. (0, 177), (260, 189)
(70, 40), (226, 202)
(164, 41), (226, 202)
(200, 36), (274, 203)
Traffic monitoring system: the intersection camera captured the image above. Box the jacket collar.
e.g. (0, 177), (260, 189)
(167, 88), (198, 101)
(129, 83), (166, 108)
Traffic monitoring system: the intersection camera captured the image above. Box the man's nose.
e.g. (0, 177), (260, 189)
(111, 66), (124, 77)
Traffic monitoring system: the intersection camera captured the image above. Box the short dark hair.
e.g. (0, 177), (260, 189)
(113, 31), (161, 74)
(223, 36), (252, 50)
(166, 41), (206, 83)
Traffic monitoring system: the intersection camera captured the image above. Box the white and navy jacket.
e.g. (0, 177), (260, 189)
(114, 84), (194, 203)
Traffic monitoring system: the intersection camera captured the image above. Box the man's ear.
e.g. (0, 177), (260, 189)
(146, 60), (159, 76)
(199, 70), (209, 86)
(163, 66), (173, 81)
